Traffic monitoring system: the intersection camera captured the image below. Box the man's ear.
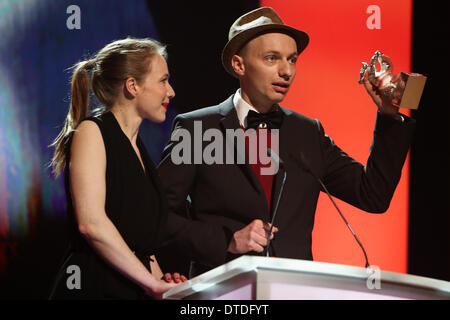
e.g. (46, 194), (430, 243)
(231, 54), (245, 76)
(124, 77), (139, 98)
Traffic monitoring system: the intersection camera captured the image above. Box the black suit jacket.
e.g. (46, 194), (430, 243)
(157, 95), (415, 276)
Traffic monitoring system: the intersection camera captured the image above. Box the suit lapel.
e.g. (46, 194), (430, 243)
(218, 96), (265, 196)
(270, 106), (294, 218)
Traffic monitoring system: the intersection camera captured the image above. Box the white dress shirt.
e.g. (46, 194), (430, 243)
(233, 88), (260, 128)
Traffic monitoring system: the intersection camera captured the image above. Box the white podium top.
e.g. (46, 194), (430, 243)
(164, 256), (450, 300)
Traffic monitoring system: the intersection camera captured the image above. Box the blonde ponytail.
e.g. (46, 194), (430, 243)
(49, 59), (95, 177)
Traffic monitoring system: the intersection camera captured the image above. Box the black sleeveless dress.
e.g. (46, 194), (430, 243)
(50, 111), (167, 299)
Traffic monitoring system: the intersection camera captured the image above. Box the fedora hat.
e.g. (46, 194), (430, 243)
(222, 7), (310, 78)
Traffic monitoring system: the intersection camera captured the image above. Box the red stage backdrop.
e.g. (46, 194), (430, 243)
(262, 0), (412, 273)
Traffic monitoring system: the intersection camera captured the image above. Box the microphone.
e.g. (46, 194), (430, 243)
(265, 148), (287, 257)
(293, 152), (371, 268)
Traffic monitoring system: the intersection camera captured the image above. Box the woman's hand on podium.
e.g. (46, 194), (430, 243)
(162, 272), (188, 283)
(144, 272), (188, 299)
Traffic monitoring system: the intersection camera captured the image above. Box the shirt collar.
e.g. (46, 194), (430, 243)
(233, 89), (259, 128)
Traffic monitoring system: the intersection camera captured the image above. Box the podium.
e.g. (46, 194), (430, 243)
(164, 256), (450, 300)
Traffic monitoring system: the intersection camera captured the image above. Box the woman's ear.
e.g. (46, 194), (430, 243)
(231, 54), (245, 76)
(124, 77), (139, 98)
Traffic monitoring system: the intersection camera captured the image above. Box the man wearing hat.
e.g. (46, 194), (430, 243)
(157, 7), (415, 277)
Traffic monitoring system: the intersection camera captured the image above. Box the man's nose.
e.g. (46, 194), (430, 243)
(278, 60), (293, 80)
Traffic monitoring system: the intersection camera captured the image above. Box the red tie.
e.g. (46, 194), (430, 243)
(243, 126), (276, 212)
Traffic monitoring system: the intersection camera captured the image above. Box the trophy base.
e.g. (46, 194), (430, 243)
(399, 72), (427, 110)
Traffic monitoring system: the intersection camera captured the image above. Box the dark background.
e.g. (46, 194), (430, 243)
(409, 1), (450, 283)
(0, 0), (448, 299)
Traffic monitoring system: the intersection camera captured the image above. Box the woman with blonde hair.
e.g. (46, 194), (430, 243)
(49, 37), (185, 299)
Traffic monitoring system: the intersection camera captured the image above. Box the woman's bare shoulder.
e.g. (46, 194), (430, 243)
(70, 119), (106, 166)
